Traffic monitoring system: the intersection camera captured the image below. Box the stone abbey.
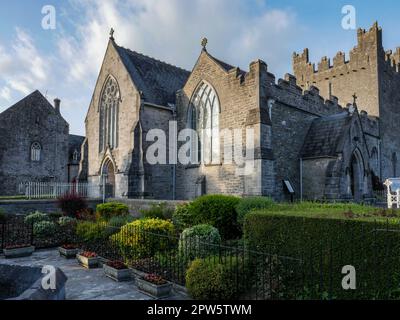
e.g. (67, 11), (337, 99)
(2, 22), (398, 202)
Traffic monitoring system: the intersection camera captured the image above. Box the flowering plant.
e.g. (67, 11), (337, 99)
(80, 251), (97, 258)
(106, 260), (128, 270)
(143, 274), (167, 285)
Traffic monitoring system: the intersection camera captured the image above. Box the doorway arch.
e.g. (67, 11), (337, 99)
(101, 158), (116, 198)
(349, 149), (365, 201)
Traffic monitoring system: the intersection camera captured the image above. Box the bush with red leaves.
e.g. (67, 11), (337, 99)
(80, 251), (97, 258)
(57, 193), (88, 218)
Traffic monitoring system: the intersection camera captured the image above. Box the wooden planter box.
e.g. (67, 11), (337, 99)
(136, 278), (173, 299)
(4, 246), (35, 259)
(58, 247), (79, 259)
(103, 264), (131, 282)
(76, 254), (99, 269)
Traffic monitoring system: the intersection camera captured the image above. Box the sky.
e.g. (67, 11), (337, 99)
(1, 0), (400, 135)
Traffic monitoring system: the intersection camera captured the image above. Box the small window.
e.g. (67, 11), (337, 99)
(31, 142), (42, 162)
(73, 149), (80, 162)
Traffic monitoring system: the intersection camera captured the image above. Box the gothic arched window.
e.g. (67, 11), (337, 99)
(188, 81), (220, 164)
(99, 76), (120, 152)
(31, 142), (42, 162)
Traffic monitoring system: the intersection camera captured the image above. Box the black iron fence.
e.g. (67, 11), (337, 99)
(2, 218), (400, 300)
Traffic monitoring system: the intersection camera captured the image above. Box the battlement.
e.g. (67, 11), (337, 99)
(293, 22), (383, 78)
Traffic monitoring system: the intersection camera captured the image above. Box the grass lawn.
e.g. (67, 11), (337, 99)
(255, 201), (400, 223)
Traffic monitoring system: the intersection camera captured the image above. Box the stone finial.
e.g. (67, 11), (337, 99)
(201, 37), (208, 51)
(352, 93), (358, 105)
(109, 28), (115, 41)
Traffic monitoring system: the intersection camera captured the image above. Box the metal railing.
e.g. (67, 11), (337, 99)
(17, 182), (111, 200)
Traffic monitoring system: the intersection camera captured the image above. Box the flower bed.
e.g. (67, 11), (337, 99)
(4, 244), (35, 259)
(103, 261), (131, 282)
(59, 244), (79, 259)
(136, 274), (172, 299)
(76, 251), (99, 269)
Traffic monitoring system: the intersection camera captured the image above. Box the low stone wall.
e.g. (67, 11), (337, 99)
(107, 198), (187, 217)
(0, 199), (102, 215)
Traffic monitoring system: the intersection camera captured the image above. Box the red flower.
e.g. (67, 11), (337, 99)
(143, 274), (167, 285)
(80, 251), (97, 258)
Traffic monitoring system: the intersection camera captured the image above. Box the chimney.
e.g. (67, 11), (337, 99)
(54, 98), (61, 114)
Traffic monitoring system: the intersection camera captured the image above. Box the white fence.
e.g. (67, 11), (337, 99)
(18, 182), (103, 199)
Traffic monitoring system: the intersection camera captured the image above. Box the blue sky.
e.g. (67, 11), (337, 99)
(1, 0), (400, 135)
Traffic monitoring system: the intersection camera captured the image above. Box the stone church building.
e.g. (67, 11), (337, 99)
(0, 91), (84, 196)
(79, 23), (399, 202)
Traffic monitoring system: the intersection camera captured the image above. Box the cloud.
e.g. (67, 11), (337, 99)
(60, 0), (303, 81)
(0, 0), (305, 134)
(0, 27), (51, 101)
(0, 86), (11, 102)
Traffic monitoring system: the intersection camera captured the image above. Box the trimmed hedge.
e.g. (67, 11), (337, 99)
(33, 221), (58, 237)
(111, 218), (176, 259)
(244, 210), (400, 299)
(186, 256), (244, 300)
(140, 202), (174, 220)
(24, 211), (49, 225)
(96, 202), (129, 220)
(188, 195), (241, 240)
(236, 197), (275, 226)
(179, 224), (221, 260)
(172, 203), (193, 231)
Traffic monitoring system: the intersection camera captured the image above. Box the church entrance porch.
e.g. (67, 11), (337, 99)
(101, 159), (116, 198)
(349, 150), (365, 201)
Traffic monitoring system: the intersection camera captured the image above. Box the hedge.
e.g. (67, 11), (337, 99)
(96, 202), (129, 220)
(186, 256), (244, 300)
(244, 210), (400, 299)
(188, 195), (241, 240)
(111, 218), (176, 259)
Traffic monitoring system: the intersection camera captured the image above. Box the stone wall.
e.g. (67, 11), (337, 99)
(84, 40), (141, 198)
(0, 199), (101, 215)
(175, 51), (273, 199)
(0, 91), (70, 196)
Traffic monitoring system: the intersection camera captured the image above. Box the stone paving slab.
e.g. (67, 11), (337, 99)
(0, 249), (187, 301)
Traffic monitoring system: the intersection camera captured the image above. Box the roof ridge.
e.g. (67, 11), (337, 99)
(119, 45), (190, 74)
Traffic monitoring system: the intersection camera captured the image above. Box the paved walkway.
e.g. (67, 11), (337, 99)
(0, 249), (187, 300)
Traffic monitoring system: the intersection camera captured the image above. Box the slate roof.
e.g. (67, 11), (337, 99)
(301, 112), (352, 159)
(0, 90), (68, 126)
(115, 44), (191, 106)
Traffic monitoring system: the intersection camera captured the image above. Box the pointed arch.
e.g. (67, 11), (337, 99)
(99, 75), (121, 152)
(187, 80), (221, 164)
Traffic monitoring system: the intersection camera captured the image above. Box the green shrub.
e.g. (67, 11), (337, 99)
(58, 216), (77, 227)
(141, 203), (174, 220)
(111, 218), (176, 259)
(236, 197), (274, 226)
(24, 211), (49, 225)
(186, 256), (243, 300)
(179, 224), (221, 260)
(76, 221), (108, 242)
(57, 193), (88, 218)
(107, 215), (135, 229)
(96, 202), (129, 221)
(244, 210), (400, 299)
(172, 203), (194, 231)
(188, 195), (241, 240)
(0, 210), (7, 223)
(33, 221), (58, 237)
